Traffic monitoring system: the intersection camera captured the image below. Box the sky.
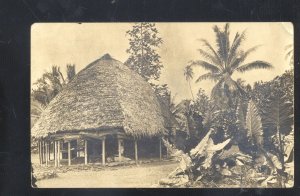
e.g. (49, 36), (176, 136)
(31, 22), (293, 103)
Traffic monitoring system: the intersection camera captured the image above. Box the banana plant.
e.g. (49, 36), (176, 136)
(245, 100), (264, 147)
(162, 129), (231, 183)
(261, 89), (294, 187)
(242, 97), (293, 187)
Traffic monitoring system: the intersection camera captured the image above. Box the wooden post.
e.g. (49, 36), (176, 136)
(42, 140), (44, 164)
(45, 141), (47, 163)
(40, 140), (42, 164)
(48, 141), (51, 161)
(159, 138), (162, 160)
(38, 141), (41, 165)
(44, 141), (46, 164)
(52, 141), (55, 160)
(45, 142), (48, 166)
(84, 140), (88, 165)
(38, 141), (40, 165)
(68, 141), (71, 166)
(118, 138), (123, 162)
(41, 140), (44, 165)
(57, 140), (61, 167)
(77, 139), (80, 157)
(134, 140), (138, 163)
(102, 138), (106, 165)
(54, 141), (57, 167)
(166, 138), (169, 159)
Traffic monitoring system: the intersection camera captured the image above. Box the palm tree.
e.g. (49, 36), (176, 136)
(172, 99), (193, 139)
(32, 65), (67, 106)
(66, 64), (76, 82)
(184, 65), (195, 100)
(189, 23), (273, 108)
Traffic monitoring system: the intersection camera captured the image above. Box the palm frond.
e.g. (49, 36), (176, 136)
(183, 65), (194, 81)
(197, 49), (222, 66)
(230, 45), (262, 71)
(224, 23), (230, 59)
(190, 60), (220, 73)
(237, 61), (273, 73)
(213, 25), (226, 61)
(246, 100), (264, 147)
(262, 92), (294, 136)
(243, 45), (262, 57)
(195, 73), (220, 83)
(213, 24), (230, 63)
(198, 39), (223, 68)
(227, 30), (246, 65)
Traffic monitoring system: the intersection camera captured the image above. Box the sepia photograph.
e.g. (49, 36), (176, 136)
(30, 22), (294, 188)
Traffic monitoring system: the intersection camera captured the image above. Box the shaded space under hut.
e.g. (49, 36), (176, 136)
(31, 54), (180, 167)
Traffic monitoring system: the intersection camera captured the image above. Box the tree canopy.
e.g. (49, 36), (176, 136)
(125, 22), (163, 82)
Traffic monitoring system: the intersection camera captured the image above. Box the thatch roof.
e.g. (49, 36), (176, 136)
(32, 54), (178, 138)
(156, 96), (180, 130)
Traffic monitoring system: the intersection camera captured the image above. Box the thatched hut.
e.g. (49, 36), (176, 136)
(32, 54), (179, 167)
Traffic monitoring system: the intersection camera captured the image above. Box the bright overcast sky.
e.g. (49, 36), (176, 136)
(31, 22), (293, 103)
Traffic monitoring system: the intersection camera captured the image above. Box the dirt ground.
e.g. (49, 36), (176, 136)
(32, 154), (178, 188)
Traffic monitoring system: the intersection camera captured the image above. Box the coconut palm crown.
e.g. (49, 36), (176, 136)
(189, 23), (273, 106)
(184, 65), (195, 100)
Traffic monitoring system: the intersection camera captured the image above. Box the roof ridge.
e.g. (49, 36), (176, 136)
(99, 53), (113, 60)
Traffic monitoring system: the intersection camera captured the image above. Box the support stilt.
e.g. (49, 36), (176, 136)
(166, 138), (169, 158)
(52, 141), (55, 160)
(45, 142), (48, 166)
(118, 138), (123, 162)
(77, 139), (80, 157)
(48, 141), (51, 161)
(159, 137), (162, 160)
(42, 140), (44, 164)
(68, 141), (71, 166)
(38, 141), (42, 165)
(134, 140), (138, 164)
(40, 141), (43, 164)
(57, 140), (61, 167)
(102, 138), (106, 165)
(84, 140), (88, 165)
(54, 141), (57, 167)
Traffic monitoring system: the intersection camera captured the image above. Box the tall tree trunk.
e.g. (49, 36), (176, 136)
(188, 80), (194, 101)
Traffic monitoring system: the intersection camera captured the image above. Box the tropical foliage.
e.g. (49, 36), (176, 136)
(31, 64), (76, 107)
(187, 23), (272, 108)
(184, 65), (195, 100)
(161, 23), (293, 188)
(245, 100), (263, 147)
(66, 64), (76, 82)
(125, 22), (163, 82)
